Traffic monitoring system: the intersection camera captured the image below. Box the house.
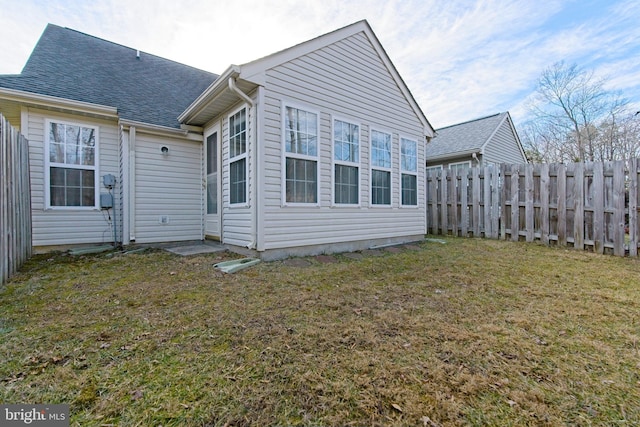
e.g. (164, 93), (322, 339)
(425, 112), (527, 173)
(0, 20), (434, 259)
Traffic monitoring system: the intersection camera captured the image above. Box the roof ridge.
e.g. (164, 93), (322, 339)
(47, 23), (217, 76)
(436, 112), (504, 131)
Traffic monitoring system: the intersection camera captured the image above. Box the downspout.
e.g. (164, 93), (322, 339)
(472, 152), (481, 166)
(228, 77), (258, 250)
(228, 77), (254, 108)
(129, 126), (137, 242)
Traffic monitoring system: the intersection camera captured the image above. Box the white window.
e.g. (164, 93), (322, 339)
(401, 137), (418, 206)
(283, 105), (318, 204)
(448, 161), (472, 174)
(370, 129), (391, 206)
(333, 118), (360, 205)
(426, 165), (443, 174)
(229, 107), (247, 205)
(46, 120), (98, 208)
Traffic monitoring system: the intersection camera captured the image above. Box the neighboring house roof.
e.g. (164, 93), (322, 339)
(425, 112), (525, 162)
(0, 24), (218, 129)
(180, 20), (435, 137)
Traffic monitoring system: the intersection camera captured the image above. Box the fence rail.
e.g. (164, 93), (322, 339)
(426, 160), (640, 256)
(1, 114), (32, 285)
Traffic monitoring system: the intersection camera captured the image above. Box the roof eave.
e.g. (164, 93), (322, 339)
(426, 149), (480, 162)
(178, 65), (241, 124)
(0, 87), (118, 118)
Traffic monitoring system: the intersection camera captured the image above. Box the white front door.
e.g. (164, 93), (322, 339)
(205, 126), (221, 239)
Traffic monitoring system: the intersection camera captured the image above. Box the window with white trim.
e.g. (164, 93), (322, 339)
(284, 105), (318, 204)
(229, 108), (247, 205)
(448, 161), (471, 174)
(401, 137), (418, 206)
(46, 120), (98, 208)
(333, 119), (359, 204)
(370, 129), (391, 205)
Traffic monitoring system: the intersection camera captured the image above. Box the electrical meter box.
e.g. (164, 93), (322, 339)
(100, 193), (114, 209)
(103, 174), (116, 188)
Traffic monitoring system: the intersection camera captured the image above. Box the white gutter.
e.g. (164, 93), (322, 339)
(427, 148), (482, 163)
(255, 86), (265, 252)
(128, 126), (137, 242)
(119, 118), (201, 139)
(228, 77), (254, 107)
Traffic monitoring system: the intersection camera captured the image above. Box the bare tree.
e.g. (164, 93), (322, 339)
(523, 61), (634, 163)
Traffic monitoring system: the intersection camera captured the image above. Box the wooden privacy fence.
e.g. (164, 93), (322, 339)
(1, 114), (32, 285)
(426, 160), (640, 256)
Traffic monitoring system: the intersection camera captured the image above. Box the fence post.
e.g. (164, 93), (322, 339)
(539, 163), (550, 245)
(525, 164), (534, 242)
(432, 171), (440, 235)
(557, 163), (567, 246)
(510, 164), (519, 241)
(483, 166), (491, 237)
(491, 166), (500, 239)
(460, 169), (468, 237)
(613, 160), (626, 256)
(629, 159), (638, 257)
(1, 117), (6, 284)
(472, 167), (480, 237)
(592, 161), (605, 254)
(573, 163), (584, 250)
(0, 114), (32, 286)
(440, 168), (448, 236)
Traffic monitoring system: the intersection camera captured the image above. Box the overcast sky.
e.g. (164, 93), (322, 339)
(0, 0), (638, 130)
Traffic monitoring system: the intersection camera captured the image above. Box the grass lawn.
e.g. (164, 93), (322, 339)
(1, 237), (639, 426)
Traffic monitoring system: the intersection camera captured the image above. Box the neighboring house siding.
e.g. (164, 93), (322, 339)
(26, 109), (121, 247)
(483, 120), (525, 164)
(260, 32), (426, 250)
(133, 132), (202, 243)
(221, 102), (254, 247)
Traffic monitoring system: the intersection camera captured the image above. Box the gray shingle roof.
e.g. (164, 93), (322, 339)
(0, 24), (218, 129)
(426, 112), (507, 158)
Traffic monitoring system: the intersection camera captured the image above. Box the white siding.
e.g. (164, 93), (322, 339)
(26, 108), (121, 247)
(260, 31), (426, 250)
(220, 102), (255, 247)
(132, 132), (203, 243)
(483, 120), (526, 164)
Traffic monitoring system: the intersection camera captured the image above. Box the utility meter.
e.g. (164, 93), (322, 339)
(103, 174), (116, 188)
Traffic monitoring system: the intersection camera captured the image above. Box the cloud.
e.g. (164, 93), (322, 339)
(0, 0), (639, 129)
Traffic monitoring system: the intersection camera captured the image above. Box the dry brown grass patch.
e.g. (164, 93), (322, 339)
(1, 239), (639, 425)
